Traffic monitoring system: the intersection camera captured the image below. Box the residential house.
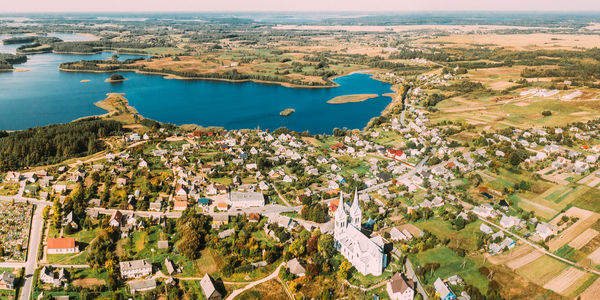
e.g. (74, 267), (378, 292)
(119, 259), (152, 279)
(0, 271), (16, 290)
(200, 274), (222, 300)
(479, 224), (493, 235)
(386, 272), (414, 300)
(47, 238), (79, 254)
(286, 258), (306, 276)
(434, 278), (456, 300)
(109, 210), (123, 227)
(128, 279), (157, 294)
(536, 222), (557, 240)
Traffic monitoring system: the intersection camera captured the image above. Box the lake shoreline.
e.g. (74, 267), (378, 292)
(58, 67), (345, 89)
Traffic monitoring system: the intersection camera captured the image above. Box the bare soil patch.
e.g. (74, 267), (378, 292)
(73, 278), (105, 288)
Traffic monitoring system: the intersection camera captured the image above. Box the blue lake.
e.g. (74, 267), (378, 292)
(0, 34), (393, 133)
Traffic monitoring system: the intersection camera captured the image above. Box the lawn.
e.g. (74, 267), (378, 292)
(414, 218), (482, 251)
(410, 247), (489, 293)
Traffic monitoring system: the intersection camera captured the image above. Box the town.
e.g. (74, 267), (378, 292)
(4, 9), (600, 300)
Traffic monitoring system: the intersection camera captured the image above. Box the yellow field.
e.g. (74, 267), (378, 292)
(417, 33), (600, 50)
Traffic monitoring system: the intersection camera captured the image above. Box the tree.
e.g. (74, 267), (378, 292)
(338, 260), (352, 280)
(289, 239), (305, 258)
(175, 209), (211, 260)
(317, 235), (335, 257)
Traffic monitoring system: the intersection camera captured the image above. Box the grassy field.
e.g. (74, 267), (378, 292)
(414, 219), (482, 251)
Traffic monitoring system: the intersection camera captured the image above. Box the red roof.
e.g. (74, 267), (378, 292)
(388, 149), (404, 157)
(331, 142), (344, 150)
(446, 162), (456, 168)
(47, 237), (76, 249)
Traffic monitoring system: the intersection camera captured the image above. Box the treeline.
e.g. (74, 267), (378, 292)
(60, 60), (335, 87)
(0, 53), (27, 70)
(52, 40), (156, 53)
(0, 119), (123, 171)
(2, 36), (37, 44)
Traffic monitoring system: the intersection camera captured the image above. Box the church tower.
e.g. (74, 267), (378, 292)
(334, 192), (347, 239)
(349, 188), (362, 229)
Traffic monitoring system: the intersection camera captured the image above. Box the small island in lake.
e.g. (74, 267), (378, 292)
(280, 108), (295, 116)
(80, 79), (91, 83)
(327, 94), (379, 104)
(105, 74), (127, 83)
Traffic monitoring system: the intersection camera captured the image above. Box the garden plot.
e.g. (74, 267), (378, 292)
(542, 267), (586, 295)
(568, 229), (600, 250)
(506, 250), (544, 270)
(548, 207), (600, 252)
(579, 278), (600, 300)
(587, 247), (600, 264)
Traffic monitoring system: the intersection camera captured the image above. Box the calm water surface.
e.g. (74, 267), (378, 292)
(0, 34), (393, 133)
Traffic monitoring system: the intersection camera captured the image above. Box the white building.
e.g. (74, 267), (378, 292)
(119, 259), (152, 279)
(334, 190), (386, 276)
(229, 191), (265, 208)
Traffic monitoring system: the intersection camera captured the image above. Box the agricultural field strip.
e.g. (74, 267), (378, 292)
(542, 267), (586, 295)
(568, 229), (600, 250)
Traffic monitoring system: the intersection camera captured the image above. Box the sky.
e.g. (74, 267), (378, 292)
(3, 0), (600, 13)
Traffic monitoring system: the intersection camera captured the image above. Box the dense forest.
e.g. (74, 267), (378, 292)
(0, 119), (123, 171)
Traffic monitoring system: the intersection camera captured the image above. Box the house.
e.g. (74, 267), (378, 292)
(536, 223), (557, 240)
(390, 227), (407, 241)
(128, 279), (157, 294)
(109, 210), (123, 227)
(0, 271), (16, 290)
(434, 278), (456, 300)
(173, 200), (188, 211)
(119, 259), (152, 279)
(499, 215), (521, 229)
(217, 202), (229, 211)
(47, 238), (79, 254)
(287, 258), (306, 276)
(149, 200), (162, 212)
(334, 191), (386, 276)
(212, 215), (229, 228)
(200, 274), (222, 300)
(248, 213), (261, 223)
(62, 212), (78, 229)
(386, 272), (414, 300)
(53, 184), (67, 194)
(39, 267), (68, 287)
(164, 258), (176, 275)
(4, 171), (21, 182)
(157, 240), (169, 250)
(218, 229), (235, 239)
(573, 161), (589, 174)
(479, 224), (493, 235)
(229, 191), (265, 208)
(387, 149), (406, 160)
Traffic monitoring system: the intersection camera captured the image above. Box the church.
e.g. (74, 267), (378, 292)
(334, 190), (386, 276)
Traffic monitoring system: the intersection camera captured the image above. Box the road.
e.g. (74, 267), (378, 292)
(21, 204), (46, 300)
(225, 263), (285, 300)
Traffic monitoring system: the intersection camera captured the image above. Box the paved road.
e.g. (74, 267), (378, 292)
(225, 263), (284, 300)
(21, 204), (46, 300)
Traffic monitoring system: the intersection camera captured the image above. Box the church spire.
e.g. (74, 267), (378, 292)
(350, 188), (362, 228)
